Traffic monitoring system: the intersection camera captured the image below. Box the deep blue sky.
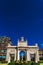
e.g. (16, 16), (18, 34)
(0, 0), (43, 49)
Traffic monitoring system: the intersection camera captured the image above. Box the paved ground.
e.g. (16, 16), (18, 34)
(40, 63), (43, 65)
(0, 63), (7, 65)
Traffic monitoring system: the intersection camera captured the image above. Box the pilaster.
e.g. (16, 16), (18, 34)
(17, 50), (20, 61)
(35, 49), (39, 63)
(27, 50), (30, 61)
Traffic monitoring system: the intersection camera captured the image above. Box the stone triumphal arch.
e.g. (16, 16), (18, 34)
(6, 37), (39, 63)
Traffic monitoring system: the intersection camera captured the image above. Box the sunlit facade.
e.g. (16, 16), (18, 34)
(0, 36), (43, 63)
(6, 37), (39, 63)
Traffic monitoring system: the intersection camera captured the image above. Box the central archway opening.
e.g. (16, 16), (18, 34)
(20, 51), (26, 61)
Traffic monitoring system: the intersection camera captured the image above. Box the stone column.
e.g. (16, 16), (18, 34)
(6, 49), (10, 63)
(35, 49), (39, 63)
(17, 50), (20, 61)
(14, 49), (16, 61)
(6, 52), (10, 63)
(27, 50), (30, 61)
(8, 54), (10, 63)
